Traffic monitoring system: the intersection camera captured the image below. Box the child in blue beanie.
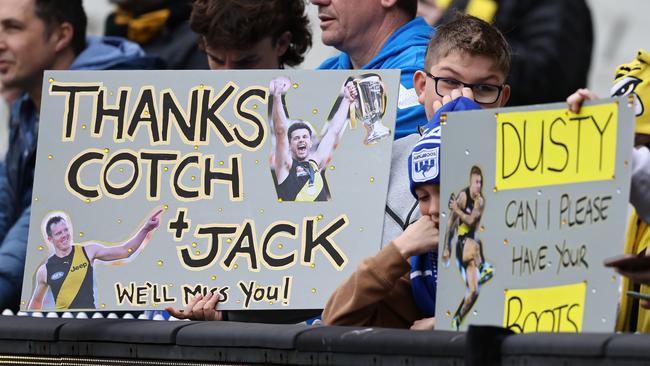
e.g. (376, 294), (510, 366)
(322, 13), (511, 330)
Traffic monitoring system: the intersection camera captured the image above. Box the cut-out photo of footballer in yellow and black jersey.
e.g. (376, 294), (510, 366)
(28, 209), (163, 310)
(442, 165), (494, 330)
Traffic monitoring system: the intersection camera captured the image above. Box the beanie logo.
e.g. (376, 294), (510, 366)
(411, 147), (439, 183)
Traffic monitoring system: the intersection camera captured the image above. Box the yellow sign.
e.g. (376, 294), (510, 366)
(496, 103), (617, 190)
(503, 282), (586, 333)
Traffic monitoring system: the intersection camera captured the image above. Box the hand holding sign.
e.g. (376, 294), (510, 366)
(165, 292), (223, 321)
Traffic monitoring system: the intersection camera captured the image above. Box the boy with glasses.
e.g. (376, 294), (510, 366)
(322, 13), (511, 329)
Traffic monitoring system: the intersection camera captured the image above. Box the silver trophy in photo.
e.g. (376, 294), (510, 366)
(352, 75), (391, 144)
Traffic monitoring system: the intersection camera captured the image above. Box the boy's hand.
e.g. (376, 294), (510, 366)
(566, 88), (598, 113)
(393, 216), (438, 258)
(410, 316), (435, 330)
(433, 87), (474, 114)
(165, 292), (223, 321)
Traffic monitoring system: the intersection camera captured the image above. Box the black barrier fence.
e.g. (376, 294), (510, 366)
(0, 315), (649, 366)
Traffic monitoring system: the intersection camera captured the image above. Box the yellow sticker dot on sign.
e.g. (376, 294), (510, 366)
(292, 83), (299, 89)
(218, 208), (223, 212)
(157, 260), (164, 267)
(163, 204), (169, 210)
(85, 198), (91, 203)
(310, 263), (315, 269)
(234, 264), (238, 269)
(81, 124), (87, 129)
(311, 288), (316, 294)
(503, 239), (508, 245)
(191, 175), (196, 181)
(278, 198), (283, 202)
(100, 304), (106, 309)
(317, 214), (323, 220)
(259, 209), (264, 214)
(117, 219), (122, 224)
(370, 177), (375, 183)
(219, 161), (224, 166)
(163, 167), (169, 172)
(143, 111), (150, 117)
(199, 84), (204, 89)
(312, 108), (318, 115)
(236, 300), (241, 304)
(191, 242), (197, 248)
(253, 104), (258, 109)
(195, 251), (200, 255)
(48, 77), (54, 83)
(34, 197), (38, 202)
(21, 301), (26, 305)
(330, 165), (335, 171)
(127, 248), (133, 253)
(255, 160), (260, 165)
(79, 232), (84, 237)
(277, 244), (283, 249)
(104, 148), (109, 153)
(38, 246), (44, 251)
(493, 187), (498, 192)
(226, 238), (232, 243)
(47, 155), (53, 160)
(193, 145), (198, 150)
(211, 275), (217, 281)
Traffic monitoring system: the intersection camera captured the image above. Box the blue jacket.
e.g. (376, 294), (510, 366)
(318, 17), (434, 139)
(0, 36), (161, 311)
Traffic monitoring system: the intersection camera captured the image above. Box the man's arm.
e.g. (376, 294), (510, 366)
(270, 77), (293, 184)
(312, 83), (356, 168)
(28, 265), (48, 310)
(86, 209), (163, 262)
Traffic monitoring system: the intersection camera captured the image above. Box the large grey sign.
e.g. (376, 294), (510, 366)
(435, 98), (635, 333)
(20, 70), (399, 311)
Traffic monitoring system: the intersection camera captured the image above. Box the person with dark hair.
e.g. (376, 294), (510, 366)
(190, 0), (312, 69)
(28, 210), (163, 310)
(312, 0), (433, 139)
(0, 0), (160, 311)
(105, 0), (209, 69)
(269, 76), (356, 202)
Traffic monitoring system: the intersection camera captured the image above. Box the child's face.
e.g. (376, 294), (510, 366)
(414, 51), (511, 120)
(415, 184), (440, 227)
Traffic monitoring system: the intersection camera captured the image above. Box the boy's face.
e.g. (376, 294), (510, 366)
(414, 51), (511, 120)
(415, 184), (440, 227)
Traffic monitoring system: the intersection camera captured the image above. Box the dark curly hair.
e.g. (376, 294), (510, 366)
(190, 0), (312, 67)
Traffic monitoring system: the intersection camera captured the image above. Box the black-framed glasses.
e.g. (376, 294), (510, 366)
(425, 72), (503, 104)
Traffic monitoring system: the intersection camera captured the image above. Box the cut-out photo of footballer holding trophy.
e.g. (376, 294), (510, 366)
(268, 76), (357, 202)
(28, 208), (163, 310)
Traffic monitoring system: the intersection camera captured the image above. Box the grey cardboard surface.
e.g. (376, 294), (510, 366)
(21, 70), (400, 311)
